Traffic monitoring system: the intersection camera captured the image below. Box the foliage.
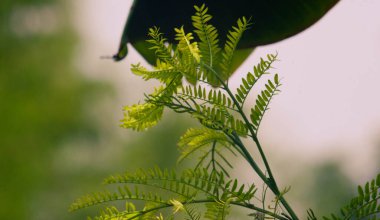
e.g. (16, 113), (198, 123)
(71, 4), (380, 220)
(322, 174), (380, 220)
(70, 168), (258, 220)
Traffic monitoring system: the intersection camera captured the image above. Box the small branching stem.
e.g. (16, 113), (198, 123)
(211, 140), (217, 172)
(126, 199), (288, 220)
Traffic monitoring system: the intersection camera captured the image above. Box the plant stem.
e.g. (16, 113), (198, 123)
(202, 63), (299, 220)
(128, 199), (289, 220)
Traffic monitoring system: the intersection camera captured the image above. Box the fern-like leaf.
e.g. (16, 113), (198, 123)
(69, 187), (166, 212)
(173, 26), (201, 84)
(131, 61), (181, 85)
(235, 53), (278, 106)
(177, 85), (236, 111)
(147, 26), (176, 66)
(221, 179), (256, 203)
(148, 90), (248, 136)
(220, 16), (251, 80)
(70, 168), (224, 219)
(175, 26), (201, 63)
(204, 200), (230, 220)
(323, 173), (380, 220)
(177, 127), (237, 176)
(86, 202), (141, 220)
(249, 74), (281, 133)
(71, 168), (260, 220)
(120, 103), (164, 131)
(191, 104), (248, 136)
(191, 4), (221, 86)
(104, 168), (229, 201)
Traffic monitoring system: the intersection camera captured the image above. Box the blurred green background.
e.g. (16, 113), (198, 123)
(0, 1), (191, 219)
(1, 0), (109, 219)
(1, 0), (379, 220)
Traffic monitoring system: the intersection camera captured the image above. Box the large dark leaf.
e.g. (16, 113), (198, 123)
(114, 0), (339, 70)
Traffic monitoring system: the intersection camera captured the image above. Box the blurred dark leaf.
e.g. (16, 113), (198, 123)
(114, 0), (339, 71)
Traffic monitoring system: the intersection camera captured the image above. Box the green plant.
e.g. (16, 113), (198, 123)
(70, 4), (380, 220)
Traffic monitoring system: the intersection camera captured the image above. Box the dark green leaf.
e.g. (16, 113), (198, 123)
(274, 73), (279, 85)
(358, 185), (364, 198)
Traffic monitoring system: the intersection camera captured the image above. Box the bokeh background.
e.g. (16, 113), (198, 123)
(1, 0), (379, 219)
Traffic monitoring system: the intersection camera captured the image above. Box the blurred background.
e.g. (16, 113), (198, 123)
(0, 0), (379, 219)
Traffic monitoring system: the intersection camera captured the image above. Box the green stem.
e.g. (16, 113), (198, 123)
(126, 199), (288, 220)
(202, 63), (299, 220)
(230, 131), (268, 184)
(211, 140), (217, 172)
